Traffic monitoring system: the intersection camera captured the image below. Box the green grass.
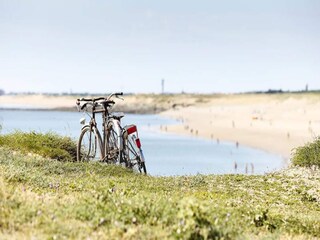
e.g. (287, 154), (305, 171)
(291, 137), (320, 168)
(0, 131), (77, 162)
(0, 132), (320, 239)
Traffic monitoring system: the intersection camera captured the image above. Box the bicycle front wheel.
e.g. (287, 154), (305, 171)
(77, 126), (103, 161)
(123, 134), (147, 174)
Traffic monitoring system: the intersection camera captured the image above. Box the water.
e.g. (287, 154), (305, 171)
(0, 109), (285, 176)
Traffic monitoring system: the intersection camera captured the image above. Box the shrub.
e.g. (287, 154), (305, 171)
(0, 131), (77, 161)
(291, 137), (320, 168)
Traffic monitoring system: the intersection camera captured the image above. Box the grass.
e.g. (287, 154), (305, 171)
(0, 132), (320, 239)
(291, 137), (320, 168)
(0, 131), (77, 162)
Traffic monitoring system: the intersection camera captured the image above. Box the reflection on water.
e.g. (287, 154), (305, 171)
(0, 110), (285, 176)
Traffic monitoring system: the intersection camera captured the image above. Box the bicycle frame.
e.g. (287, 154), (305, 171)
(108, 118), (122, 149)
(91, 100), (123, 162)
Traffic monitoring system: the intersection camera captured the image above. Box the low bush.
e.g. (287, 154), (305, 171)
(291, 137), (320, 168)
(0, 131), (77, 161)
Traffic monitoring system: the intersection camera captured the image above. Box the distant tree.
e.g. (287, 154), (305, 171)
(0, 89), (5, 96)
(267, 89), (283, 94)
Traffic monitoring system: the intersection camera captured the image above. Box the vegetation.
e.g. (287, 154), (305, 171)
(291, 137), (320, 168)
(0, 132), (319, 239)
(0, 132), (77, 162)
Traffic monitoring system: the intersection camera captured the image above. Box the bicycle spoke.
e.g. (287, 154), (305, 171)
(77, 126), (101, 162)
(123, 133), (146, 173)
(105, 121), (120, 164)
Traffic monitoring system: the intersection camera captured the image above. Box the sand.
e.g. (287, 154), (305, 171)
(161, 94), (320, 160)
(0, 94), (76, 110)
(1, 93), (320, 159)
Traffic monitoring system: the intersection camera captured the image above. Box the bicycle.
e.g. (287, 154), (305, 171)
(76, 92), (147, 174)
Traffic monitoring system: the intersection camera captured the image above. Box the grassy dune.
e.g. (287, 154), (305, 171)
(0, 132), (320, 239)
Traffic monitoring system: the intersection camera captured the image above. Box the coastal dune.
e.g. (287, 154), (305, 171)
(1, 93), (320, 159)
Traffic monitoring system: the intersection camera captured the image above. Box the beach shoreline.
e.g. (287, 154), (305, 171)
(160, 93), (320, 160)
(1, 93), (320, 159)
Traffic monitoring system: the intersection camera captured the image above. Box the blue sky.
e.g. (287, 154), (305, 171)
(0, 0), (319, 93)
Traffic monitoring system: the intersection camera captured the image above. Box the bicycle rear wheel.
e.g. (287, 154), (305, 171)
(105, 120), (121, 164)
(123, 132), (147, 174)
(77, 126), (103, 161)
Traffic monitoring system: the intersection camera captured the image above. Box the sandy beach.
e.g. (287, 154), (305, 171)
(161, 93), (320, 160)
(1, 93), (320, 159)
(0, 94), (77, 110)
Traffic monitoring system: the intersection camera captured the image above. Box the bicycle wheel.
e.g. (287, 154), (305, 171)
(105, 120), (121, 164)
(77, 126), (103, 161)
(123, 134), (147, 174)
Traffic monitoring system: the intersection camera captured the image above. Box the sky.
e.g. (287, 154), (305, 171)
(0, 0), (319, 94)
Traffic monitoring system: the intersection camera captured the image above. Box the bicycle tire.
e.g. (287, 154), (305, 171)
(140, 162), (147, 174)
(77, 125), (103, 161)
(123, 133), (147, 174)
(105, 120), (121, 164)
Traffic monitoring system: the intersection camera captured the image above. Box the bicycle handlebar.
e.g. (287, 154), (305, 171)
(76, 92), (123, 103)
(77, 97), (105, 102)
(77, 99), (115, 111)
(107, 92), (123, 100)
(76, 92), (123, 112)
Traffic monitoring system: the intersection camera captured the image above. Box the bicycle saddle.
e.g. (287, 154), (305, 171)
(110, 112), (124, 120)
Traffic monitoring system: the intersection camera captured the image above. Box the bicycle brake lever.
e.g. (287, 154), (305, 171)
(116, 95), (124, 101)
(76, 100), (81, 112)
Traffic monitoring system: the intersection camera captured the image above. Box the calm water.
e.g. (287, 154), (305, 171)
(0, 109), (285, 176)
